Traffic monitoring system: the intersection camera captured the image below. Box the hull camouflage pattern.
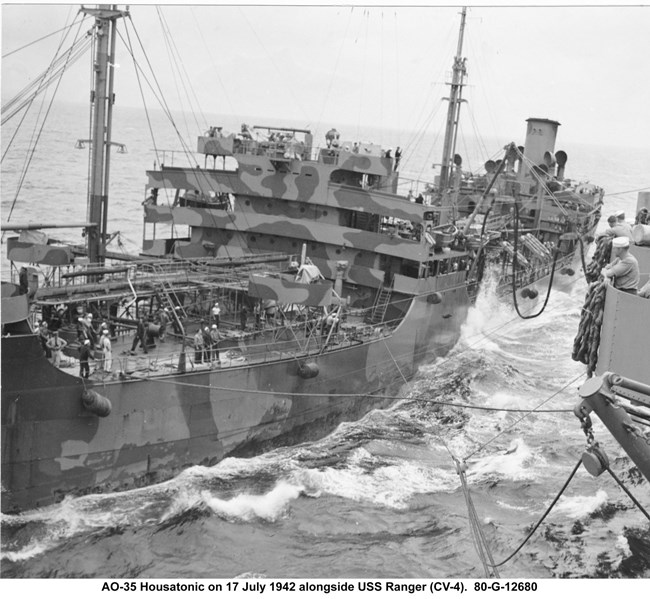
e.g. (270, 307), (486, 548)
(2, 7), (603, 512)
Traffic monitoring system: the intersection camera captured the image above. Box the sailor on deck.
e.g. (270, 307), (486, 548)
(210, 324), (221, 363)
(193, 328), (205, 364)
(211, 302), (221, 327)
(79, 340), (92, 379)
(100, 329), (112, 372)
(598, 214), (634, 242)
(46, 331), (67, 368)
(615, 210), (635, 240)
(602, 237), (640, 295)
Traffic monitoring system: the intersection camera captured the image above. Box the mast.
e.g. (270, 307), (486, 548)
(439, 7), (468, 191)
(81, 5), (128, 266)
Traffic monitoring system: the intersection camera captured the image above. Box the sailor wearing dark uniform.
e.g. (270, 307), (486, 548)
(79, 339), (92, 379)
(602, 236), (640, 294)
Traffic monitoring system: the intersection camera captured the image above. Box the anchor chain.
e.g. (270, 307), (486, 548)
(577, 405), (610, 477)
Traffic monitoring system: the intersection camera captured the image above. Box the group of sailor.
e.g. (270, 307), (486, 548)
(76, 313), (113, 373)
(193, 322), (221, 365)
(600, 209), (650, 298)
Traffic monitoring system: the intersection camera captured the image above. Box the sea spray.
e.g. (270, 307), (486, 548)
(200, 480), (303, 521)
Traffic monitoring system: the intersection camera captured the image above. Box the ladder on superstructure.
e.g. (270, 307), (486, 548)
(367, 285), (392, 325)
(149, 264), (187, 336)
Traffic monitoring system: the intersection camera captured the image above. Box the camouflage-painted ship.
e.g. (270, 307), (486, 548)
(1, 7), (603, 512)
(573, 192), (650, 483)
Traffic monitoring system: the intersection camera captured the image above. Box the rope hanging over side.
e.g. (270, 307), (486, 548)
(571, 277), (607, 377)
(576, 235), (589, 281)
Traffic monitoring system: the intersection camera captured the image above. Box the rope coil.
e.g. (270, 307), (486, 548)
(572, 278), (607, 376)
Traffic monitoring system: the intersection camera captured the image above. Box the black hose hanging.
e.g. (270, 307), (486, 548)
(510, 199), (560, 319)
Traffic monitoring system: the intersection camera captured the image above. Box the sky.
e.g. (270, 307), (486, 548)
(1, 2), (650, 151)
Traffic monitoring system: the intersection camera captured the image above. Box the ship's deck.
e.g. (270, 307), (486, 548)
(54, 308), (391, 382)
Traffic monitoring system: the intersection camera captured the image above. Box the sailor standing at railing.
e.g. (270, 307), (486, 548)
(602, 237), (640, 295)
(193, 328), (204, 364)
(46, 331), (67, 367)
(100, 329), (112, 372)
(210, 325), (221, 363)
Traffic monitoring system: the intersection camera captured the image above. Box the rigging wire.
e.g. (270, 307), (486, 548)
(314, 6), (355, 137)
(3, 16), (88, 227)
(1, 36), (91, 125)
(121, 13), (254, 260)
(461, 371), (586, 461)
(392, 10), (401, 141)
(487, 458), (583, 568)
(140, 363), (581, 417)
(605, 185), (650, 198)
(156, 6), (205, 141)
(1, 16), (91, 58)
(438, 438), (499, 578)
(188, 8), (236, 118)
(237, 7), (310, 124)
(605, 465), (650, 522)
(355, 8), (370, 141)
(457, 459), (500, 578)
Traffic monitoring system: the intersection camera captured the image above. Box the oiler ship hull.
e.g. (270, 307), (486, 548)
(1, 281), (469, 513)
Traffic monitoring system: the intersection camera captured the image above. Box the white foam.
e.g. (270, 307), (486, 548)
(468, 439), (541, 482)
(555, 489), (609, 519)
(297, 454), (458, 509)
(200, 480), (303, 521)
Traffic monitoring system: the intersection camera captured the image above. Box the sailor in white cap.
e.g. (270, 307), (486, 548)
(210, 324), (221, 363)
(615, 210), (634, 241)
(211, 301), (221, 327)
(603, 236), (640, 294)
(79, 339), (92, 379)
(100, 328), (112, 372)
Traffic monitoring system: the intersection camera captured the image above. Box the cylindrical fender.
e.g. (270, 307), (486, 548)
(82, 389), (112, 417)
(427, 292), (443, 305)
(297, 361), (319, 379)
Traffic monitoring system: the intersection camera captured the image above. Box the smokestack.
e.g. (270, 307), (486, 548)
(555, 150), (568, 180)
(518, 118), (561, 189)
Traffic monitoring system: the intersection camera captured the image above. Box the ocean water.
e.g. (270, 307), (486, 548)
(1, 99), (650, 581)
